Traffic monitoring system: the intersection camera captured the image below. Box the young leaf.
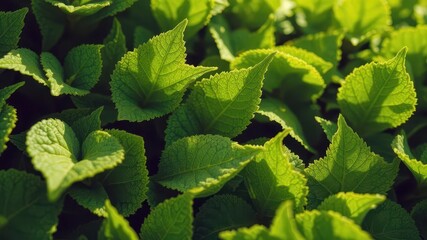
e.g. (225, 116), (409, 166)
(209, 15), (275, 61)
(226, 0), (281, 29)
(140, 193), (193, 240)
(333, 0), (391, 45)
(257, 97), (314, 152)
(411, 200), (427, 238)
(70, 130), (149, 217)
(98, 200), (139, 240)
(337, 47), (416, 137)
(0, 169), (62, 240)
(270, 201), (304, 240)
(165, 54), (274, 144)
(26, 119), (124, 201)
(32, 0), (66, 50)
(231, 49), (325, 102)
(155, 135), (262, 197)
(219, 225), (277, 240)
(392, 132), (427, 186)
(194, 195), (257, 240)
(243, 130), (308, 217)
(305, 115), (399, 208)
(46, 0), (111, 16)
(296, 210), (373, 240)
(317, 192), (385, 225)
(0, 48), (46, 85)
(110, 20), (216, 122)
(151, 0), (214, 38)
(0, 8), (28, 56)
(362, 200), (421, 240)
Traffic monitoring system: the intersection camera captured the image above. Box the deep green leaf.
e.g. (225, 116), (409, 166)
(411, 199), (427, 238)
(0, 8), (28, 56)
(46, 0), (111, 16)
(314, 116), (337, 142)
(71, 107), (103, 142)
(98, 200), (139, 240)
(226, 0), (280, 29)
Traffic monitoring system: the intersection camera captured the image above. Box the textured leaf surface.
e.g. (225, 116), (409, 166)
(231, 49), (325, 102)
(209, 15), (275, 61)
(333, 0), (391, 45)
(305, 115), (398, 208)
(165, 54), (273, 144)
(243, 131), (308, 216)
(392, 132), (427, 185)
(0, 105), (18, 155)
(46, 0), (111, 16)
(111, 20), (215, 121)
(362, 200), (420, 240)
(98, 200), (138, 240)
(337, 47), (416, 136)
(0, 8), (27, 56)
(270, 201), (304, 240)
(71, 107), (103, 142)
(151, 0), (213, 38)
(156, 135), (261, 197)
(296, 210), (372, 240)
(0, 169), (62, 240)
(140, 193), (193, 240)
(27, 119), (124, 200)
(0, 48), (46, 85)
(195, 195), (257, 240)
(257, 97), (313, 152)
(314, 116), (337, 142)
(317, 192), (385, 225)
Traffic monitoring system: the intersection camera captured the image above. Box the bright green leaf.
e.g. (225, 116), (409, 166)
(314, 116), (337, 142)
(333, 0), (391, 45)
(296, 210), (372, 240)
(243, 130), (308, 216)
(219, 225), (277, 240)
(362, 200), (420, 240)
(156, 135), (261, 197)
(227, 0), (280, 29)
(270, 201), (304, 240)
(293, 0), (335, 33)
(71, 107), (103, 142)
(151, 0), (214, 38)
(0, 169), (62, 240)
(140, 193), (193, 240)
(46, 0), (111, 16)
(111, 20), (215, 121)
(209, 15), (275, 61)
(98, 200), (138, 240)
(0, 105), (18, 155)
(26, 119), (124, 201)
(165, 54), (273, 144)
(337, 47), (416, 137)
(317, 192), (385, 225)
(0, 8), (28, 56)
(194, 195), (257, 240)
(305, 115), (399, 208)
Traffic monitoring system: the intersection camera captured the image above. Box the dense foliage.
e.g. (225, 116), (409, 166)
(1, 0), (427, 239)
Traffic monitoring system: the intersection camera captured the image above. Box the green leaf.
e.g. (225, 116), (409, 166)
(226, 0), (280, 29)
(211, 0), (229, 15)
(98, 200), (138, 240)
(392, 131), (427, 186)
(291, 32), (343, 66)
(293, 0), (335, 33)
(85, 0), (138, 23)
(317, 192), (385, 225)
(156, 135), (262, 197)
(296, 210), (372, 240)
(305, 115), (399, 208)
(0, 169), (62, 240)
(111, 20), (215, 122)
(32, 0), (66, 50)
(314, 116), (337, 142)
(231, 49), (325, 102)
(362, 200), (420, 240)
(411, 200), (427, 238)
(219, 225), (277, 240)
(165, 54), (273, 144)
(70, 130), (149, 217)
(0, 82), (24, 108)
(0, 48), (46, 85)
(243, 130), (308, 217)
(333, 0), (391, 45)
(71, 107), (103, 142)
(0, 8), (28, 56)
(0, 105), (18, 155)
(140, 193), (193, 240)
(257, 97), (314, 152)
(46, 0), (111, 16)
(337, 47), (416, 137)
(209, 15), (275, 61)
(151, 0), (214, 38)
(194, 195), (257, 240)
(270, 201), (304, 240)
(26, 119), (124, 201)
